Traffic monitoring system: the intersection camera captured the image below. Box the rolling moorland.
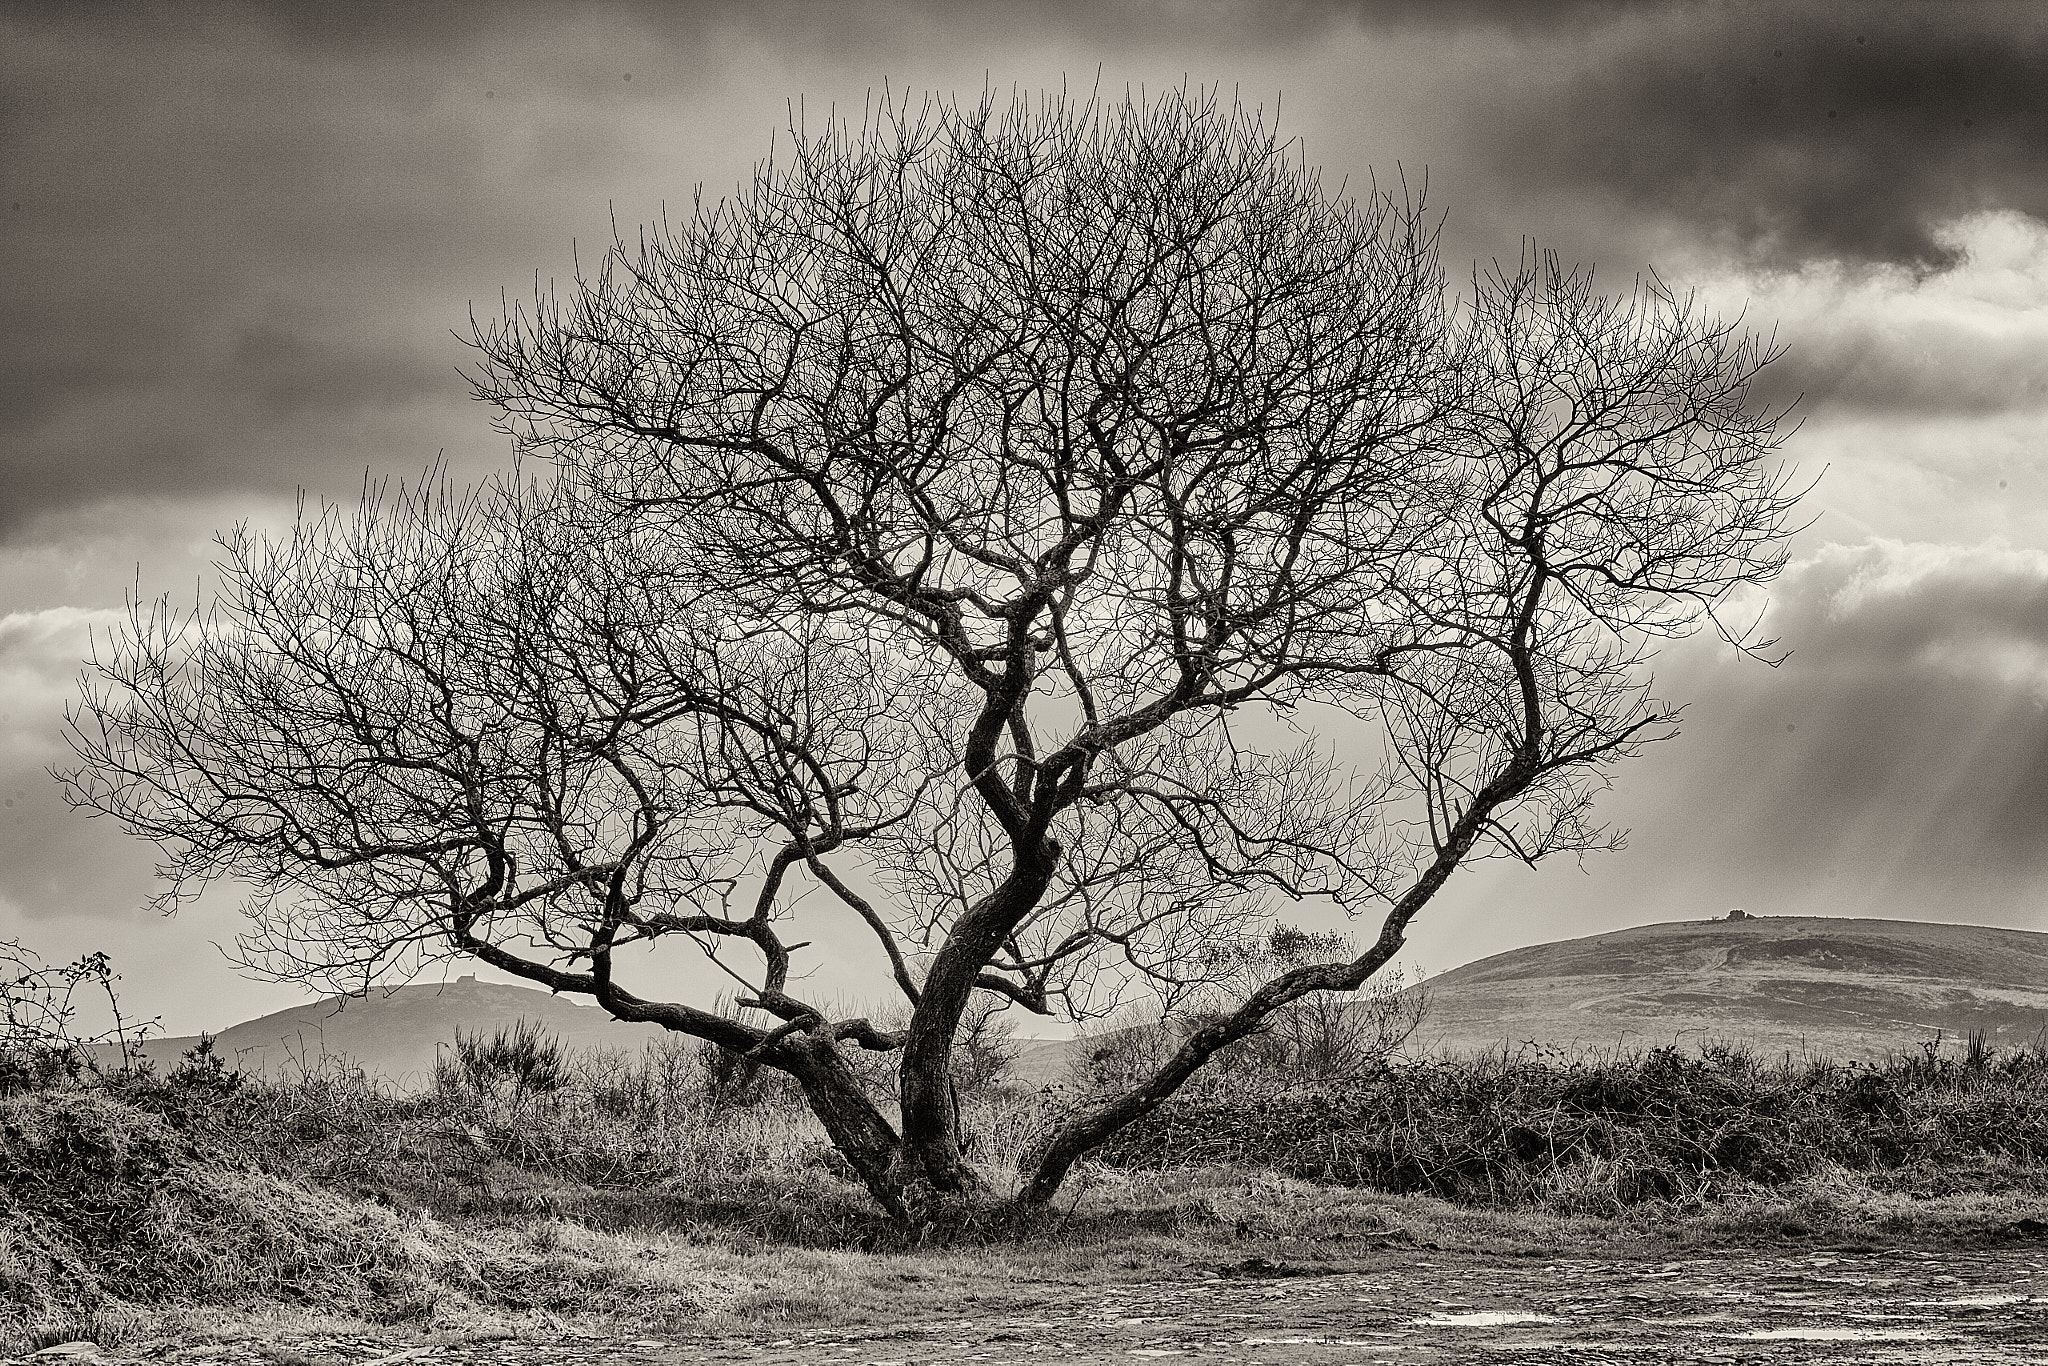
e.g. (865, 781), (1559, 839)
(121, 915), (2048, 1085)
(1408, 915), (2048, 1062)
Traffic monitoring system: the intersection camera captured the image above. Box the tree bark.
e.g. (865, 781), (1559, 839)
(897, 854), (1059, 1196)
(776, 1037), (914, 1224)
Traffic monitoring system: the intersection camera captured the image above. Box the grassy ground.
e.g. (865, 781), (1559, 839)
(6, 1031), (2048, 1356)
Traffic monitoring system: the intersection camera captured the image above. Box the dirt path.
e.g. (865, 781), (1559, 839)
(47, 1245), (2048, 1365)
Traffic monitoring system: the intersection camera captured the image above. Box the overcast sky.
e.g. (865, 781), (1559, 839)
(5, 0), (2048, 1037)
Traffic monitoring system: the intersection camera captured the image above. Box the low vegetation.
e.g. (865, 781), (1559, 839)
(7, 969), (2048, 1354)
(1091, 1033), (2048, 1213)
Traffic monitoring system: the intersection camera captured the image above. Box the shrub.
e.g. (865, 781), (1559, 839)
(1085, 1038), (2048, 1208)
(442, 1019), (569, 1102)
(1, 940), (159, 1085)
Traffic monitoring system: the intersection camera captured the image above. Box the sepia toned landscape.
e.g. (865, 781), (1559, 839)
(9, 1), (2048, 1362)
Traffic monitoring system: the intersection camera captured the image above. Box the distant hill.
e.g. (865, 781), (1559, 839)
(1009, 1036), (1078, 1086)
(1022, 915), (2048, 1081)
(119, 977), (679, 1086)
(1409, 915), (2048, 1061)
(112, 916), (2048, 1088)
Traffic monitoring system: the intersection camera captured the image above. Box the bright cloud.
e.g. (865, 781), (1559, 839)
(0, 607), (124, 748)
(1704, 211), (2048, 416)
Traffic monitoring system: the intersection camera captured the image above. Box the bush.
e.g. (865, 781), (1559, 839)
(1086, 1038), (2048, 1209)
(439, 1019), (569, 1102)
(0, 1071), (738, 1353)
(0, 1088), (457, 1329)
(0, 1025), (875, 1348)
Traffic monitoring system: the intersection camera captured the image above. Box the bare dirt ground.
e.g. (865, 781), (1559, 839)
(43, 1244), (2048, 1365)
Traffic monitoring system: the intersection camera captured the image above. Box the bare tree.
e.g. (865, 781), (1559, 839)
(61, 87), (1801, 1223)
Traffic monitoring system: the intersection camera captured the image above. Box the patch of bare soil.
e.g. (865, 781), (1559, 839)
(35, 1244), (2048, 1365)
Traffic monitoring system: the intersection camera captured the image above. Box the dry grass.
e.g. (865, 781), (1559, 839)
(7, 1031), (2048, 1356)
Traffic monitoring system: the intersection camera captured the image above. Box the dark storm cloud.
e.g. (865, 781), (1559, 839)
(0, 0), (1310, 538)
(1474, 1), (2048, 270)
(49, 0), (1329, 61)
(4, 0), (2043, 541)
(7, 0), (1263, 539)
(2, 12), (468, 531)
(0, 1), (692, 538)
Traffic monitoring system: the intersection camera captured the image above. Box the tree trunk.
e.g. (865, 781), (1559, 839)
(776, 1038), (915, 1225)
(898, 857), (1057, 1196)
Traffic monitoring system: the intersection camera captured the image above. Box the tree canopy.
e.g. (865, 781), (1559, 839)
(62, 88), (1802, 1222)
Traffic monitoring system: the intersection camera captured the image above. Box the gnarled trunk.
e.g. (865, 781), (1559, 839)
(898, 856), (1058, 1197)
(776, 1038), (914, 1224)
(896, 986), (987, 1200)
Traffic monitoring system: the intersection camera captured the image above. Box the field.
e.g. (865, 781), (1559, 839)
(8, 1022), (2048, 1361)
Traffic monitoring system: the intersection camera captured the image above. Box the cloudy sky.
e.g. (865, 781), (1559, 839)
(5, 0), (2048, 1037)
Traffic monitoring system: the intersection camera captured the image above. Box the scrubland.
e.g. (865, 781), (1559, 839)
(6, 1021), (2048, 1356)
